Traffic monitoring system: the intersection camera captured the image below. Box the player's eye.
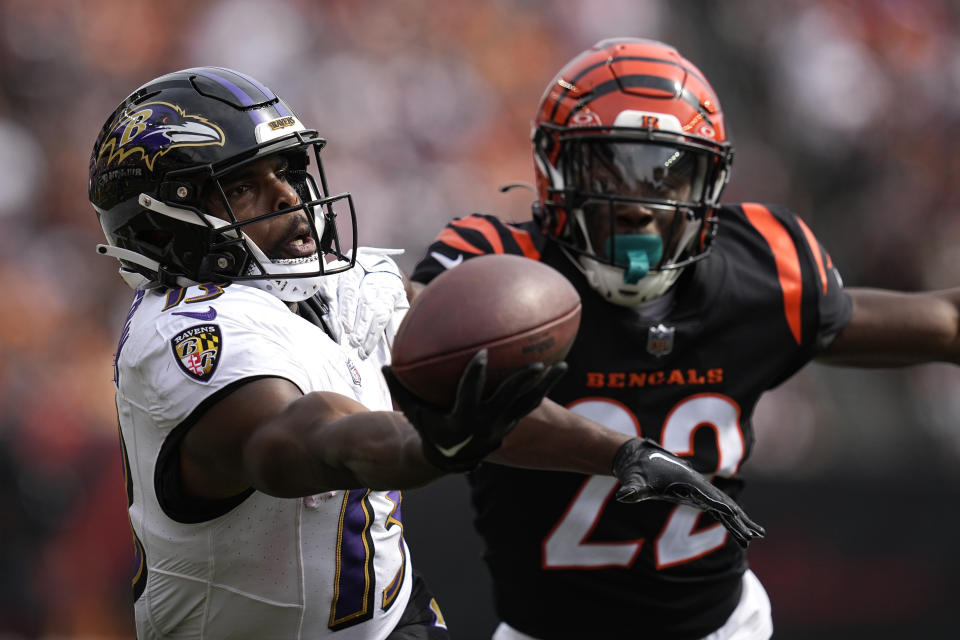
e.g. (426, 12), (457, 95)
(273, 157), (291, 180)
(224, 182), (253, 202)
(661, 177), (691, 200)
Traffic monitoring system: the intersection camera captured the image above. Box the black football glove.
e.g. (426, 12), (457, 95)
(383, 349), (568, 472)
(612, 438), (765, 548)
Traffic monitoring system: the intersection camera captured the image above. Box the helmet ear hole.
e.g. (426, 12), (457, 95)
(531, 200), (545, 227)
(534, 128), (555, 155)
(134, 229), (174, 253)
(533, 200), (569, 240)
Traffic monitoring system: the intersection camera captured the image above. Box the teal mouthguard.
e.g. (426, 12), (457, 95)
(605, 234), (664, 284)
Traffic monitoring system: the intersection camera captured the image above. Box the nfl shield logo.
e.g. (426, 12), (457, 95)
(346, 358), (362, 386)
(646, 323), (675, 358)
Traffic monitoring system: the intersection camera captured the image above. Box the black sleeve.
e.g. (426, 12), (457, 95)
(744, 202), (853, 353)
(411, 214), (546, 284)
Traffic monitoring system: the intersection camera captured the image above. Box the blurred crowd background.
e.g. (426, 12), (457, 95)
(1, 0), (959, 637)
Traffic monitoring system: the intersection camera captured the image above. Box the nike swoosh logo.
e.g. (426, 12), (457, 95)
(434, 434), (474, 458)
(172, 307), (217, 321)
(650, 452), (690, 470)
(430, 251), (464, 271)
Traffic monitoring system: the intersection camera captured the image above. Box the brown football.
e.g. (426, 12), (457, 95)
(391, 253), (581, 407)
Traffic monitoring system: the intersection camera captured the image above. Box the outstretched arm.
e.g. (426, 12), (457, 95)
(488, 399), (765, 548)
(180, 377), (444, 501)
(183, 349), (564, 501)
(486, 397), (629, 473)
(392, 281), (762, 544)
(818, 287), (960, 366)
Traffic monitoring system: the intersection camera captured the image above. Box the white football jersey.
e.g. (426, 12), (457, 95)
(113, 281), (411, 639)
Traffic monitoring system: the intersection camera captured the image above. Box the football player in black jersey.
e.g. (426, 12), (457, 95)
(92, 64), (765, 638)
(410, 38), (960, 640)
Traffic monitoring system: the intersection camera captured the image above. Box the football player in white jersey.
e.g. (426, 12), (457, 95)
(90, 67), (764, 639)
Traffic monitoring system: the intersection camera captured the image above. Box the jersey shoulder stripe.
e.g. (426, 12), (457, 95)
(794, 215), (829, 294)
(740, 202), (805, 344)
(726, 201), (847, 350)
(451, 216), (506, 253)
(435, 228), (486, 255)
(412, 214), (545, 284)
(508, 223), (543, 261)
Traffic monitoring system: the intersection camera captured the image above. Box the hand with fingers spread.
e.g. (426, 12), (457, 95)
(337, 247), (410, 359)
(612, 438), (765, 548)
(383, 349), (568, 472)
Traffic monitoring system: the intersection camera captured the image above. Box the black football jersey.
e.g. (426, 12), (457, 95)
(411, 204), (852, 639)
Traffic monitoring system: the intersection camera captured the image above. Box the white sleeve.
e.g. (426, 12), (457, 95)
(138, 291), (318, 429)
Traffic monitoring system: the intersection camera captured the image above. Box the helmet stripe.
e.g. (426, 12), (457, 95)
(187, 68), (261, 106)
(213, 67), (296, 118)
(561, 76), (714, 127)
(186, 68), (294, 120)
(606, 56), (709, 90)
(219, 68), (277, 101)
(548, 59), (605, 122)
(548, 55), (709, 123)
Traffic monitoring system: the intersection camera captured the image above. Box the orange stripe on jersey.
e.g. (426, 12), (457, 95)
(508, 226), (542, 260)
(435, 228), (484, 255)
(795, 216), (828, 294)
(451, 217), (505, 254)
(742, 203), (803, 345)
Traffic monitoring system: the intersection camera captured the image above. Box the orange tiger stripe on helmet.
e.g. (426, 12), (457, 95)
(538, 48), (610, 126)
(537, 39), (726, 139)
(530, 38), (733, 300)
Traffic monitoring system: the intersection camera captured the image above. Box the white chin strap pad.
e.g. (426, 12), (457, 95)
(581, 258), (683, 306)
(246, 273), (326, 302)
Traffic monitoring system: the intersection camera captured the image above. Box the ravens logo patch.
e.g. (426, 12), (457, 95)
(171, 324), (222, 382)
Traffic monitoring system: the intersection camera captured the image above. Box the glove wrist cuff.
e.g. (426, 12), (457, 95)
(421, 441), (480, 473)
(611, 437), (644, 477)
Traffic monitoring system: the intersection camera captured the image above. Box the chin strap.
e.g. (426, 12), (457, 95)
(96, 244), (195, 289)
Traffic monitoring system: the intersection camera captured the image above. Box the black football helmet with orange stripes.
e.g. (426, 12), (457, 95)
(89, 67), (357, 301)
(532, 38), (733, 305)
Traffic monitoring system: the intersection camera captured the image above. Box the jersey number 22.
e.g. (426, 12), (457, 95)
(543, 394), (744, 569)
